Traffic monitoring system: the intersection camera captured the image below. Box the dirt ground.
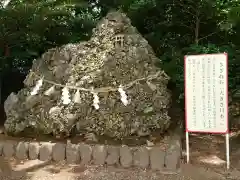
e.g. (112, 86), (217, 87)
(1, 131), (240, 180)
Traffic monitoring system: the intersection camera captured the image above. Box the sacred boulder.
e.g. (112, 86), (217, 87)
(4, 11), (171, 139)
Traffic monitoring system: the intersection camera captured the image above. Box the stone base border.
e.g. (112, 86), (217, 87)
(0, 138), (181, 171)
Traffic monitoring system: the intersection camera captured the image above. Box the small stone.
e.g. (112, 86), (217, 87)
(120, 146), (132, 168)
(0, 128), (4, 134)
(106, 146), (119, 165)
(39, 142), (53, 161)
(66, 143), (80, 163)
(133, 147), (149, 168)
(85, 133), (98, 143)
(15, 142), (29, 160)
(150, 147), (165, 170)
(0, 142), (3, 156)
(92, 145), (107, 165)
(165, 139), (181, 171)
(29, 142), (40, 160)
(3, 141), (15, 158)
(52, 143), (66, 161)
(79, 143), (92, 165)
(146, 140), (154, 147)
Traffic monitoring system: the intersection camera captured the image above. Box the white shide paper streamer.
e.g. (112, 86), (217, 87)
(30, 78), (43, 95)
(92, 91), (100, 109)
(61, 87), (71, 105)
(73, 89), (81, 104)
(30, 76), (136, 109)
(118, 85), (128, 106)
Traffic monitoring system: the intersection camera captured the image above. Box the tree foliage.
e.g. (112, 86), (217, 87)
(1, 0), (240, 106)
(0, 0), (97, 73)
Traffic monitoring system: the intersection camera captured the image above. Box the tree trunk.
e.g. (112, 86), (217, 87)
(194, 15), (200, 45)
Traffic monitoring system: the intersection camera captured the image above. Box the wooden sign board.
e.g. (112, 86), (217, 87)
(184, 53), (229, 169)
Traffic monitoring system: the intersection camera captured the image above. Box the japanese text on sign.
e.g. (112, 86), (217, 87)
(184, 53), (228, 133)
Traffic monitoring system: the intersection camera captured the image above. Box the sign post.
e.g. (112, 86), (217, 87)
(184, 53), (229, 169)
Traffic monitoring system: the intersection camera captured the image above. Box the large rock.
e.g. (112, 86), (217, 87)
(4, 11), (171, 139)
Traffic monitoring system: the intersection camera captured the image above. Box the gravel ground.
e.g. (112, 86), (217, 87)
(1, 133), (240, 180)
(0, 159), (233, 180)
